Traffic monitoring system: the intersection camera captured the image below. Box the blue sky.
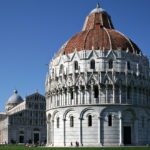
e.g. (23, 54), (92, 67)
(0, 0), (150, 112)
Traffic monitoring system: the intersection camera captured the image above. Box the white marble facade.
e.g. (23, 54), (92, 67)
(0, 91), (46, 144)
(45, 4), (150, 147)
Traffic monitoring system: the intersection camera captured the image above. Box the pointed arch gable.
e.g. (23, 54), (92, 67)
(87, 50), (98, 59)
(75, 74), (86, 86)
(70, 50), (81, 61)
(102, 73), (113, 85)
(106, 49), (117, 59)
(87, 73), (99, 85)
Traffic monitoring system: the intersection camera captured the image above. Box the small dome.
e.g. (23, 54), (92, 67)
(7, 90), (23, 104)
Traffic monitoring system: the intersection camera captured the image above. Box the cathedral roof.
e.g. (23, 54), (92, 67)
(56, 3), (141, 57)
(7, 90), (23, 104)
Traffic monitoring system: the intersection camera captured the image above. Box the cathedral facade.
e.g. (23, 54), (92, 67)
(0, 90), (46, 144)
(45, 4), (150, 147)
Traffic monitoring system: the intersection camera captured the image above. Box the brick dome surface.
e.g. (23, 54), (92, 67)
(56, 4), (141, 57)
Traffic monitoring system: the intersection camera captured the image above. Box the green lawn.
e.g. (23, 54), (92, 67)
(0, 145), (150, 150)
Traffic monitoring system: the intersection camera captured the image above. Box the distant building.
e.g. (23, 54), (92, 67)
(45, 3), (150, 147)
(0, 90), (46, 144)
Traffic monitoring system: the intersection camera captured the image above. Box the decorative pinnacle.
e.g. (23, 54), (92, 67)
(97, 2), (100, 8)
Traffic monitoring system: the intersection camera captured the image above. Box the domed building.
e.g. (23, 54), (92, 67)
(0, 90), (46, 144)
(5, 90), (23, 113)
(45, 3), (150, 146)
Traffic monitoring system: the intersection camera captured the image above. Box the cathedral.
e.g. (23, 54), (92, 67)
(45, 3), (150, 146)
(0, 90), (46, 144)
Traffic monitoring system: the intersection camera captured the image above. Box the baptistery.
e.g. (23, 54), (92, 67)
(45, 3), (150, 147)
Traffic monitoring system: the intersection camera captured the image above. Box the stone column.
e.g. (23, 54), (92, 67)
(61, 90), (63, 106)
(55, 91), (58, 107)
(84, 86), (87, 104)
(80, 88), (84, 105)
(98, 116), (102, 146)
(143, 89), (145, 105)
(46, 121), (49, 145)
(134, 119), (139, 145)
(54, 92), (56, 107)
(105, 85), (108, 104)
(62, 88), (65, 106)
(86, 86), (90, 104)
(119, 85), (122, 104)
(49, 93), (51, 108)
(57, 91), (60, 106)
(59, 90), (61, 106)
(47, 121), (51, 145)
(75, 88), (78, 105)
(91, 85), (95, 104)
(72, 87), (76, 105)
(79, 86), (82, 104)
(131, 87), (134, 104)
(67, 88), (70, 105)
(139, 89), (141, 105)
(113, 84), (115, 104)
(137, 88), (139, 105)
(98, 86), (101, 104)
(147, 120), (150, 144)
(119, 113), (123, 146)
(52, 119), (54, 146)
(79, 117), (83, 146)
(82, 88), (85, 104)
(126, 86), (128, 104)
(63, 119), (66, 146)
(146, 90), (149, 105)
(141, 89), (144, 105)
(52, 94), (54, 108)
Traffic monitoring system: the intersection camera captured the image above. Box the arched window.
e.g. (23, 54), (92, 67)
(88, 115), (92, 127)
(109, 60), (113, 69)
(127, 61), (130, 70)
(108, 114), (112, 126)
(94, 86), (99, 98)
(59, 64), (64, 74)
(57, 117), (59, 128)
(74, 61), (78, 70)
(90, 59), (95, 69)
(70, 116), (74, 127)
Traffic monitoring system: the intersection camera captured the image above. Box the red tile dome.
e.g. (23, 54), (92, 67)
(56, 3), (141, 57)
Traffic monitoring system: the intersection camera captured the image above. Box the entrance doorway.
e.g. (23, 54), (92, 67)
(34, 133), (39, 144)
(19, 136), (24, 143)
(123, 126), (131, 144)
